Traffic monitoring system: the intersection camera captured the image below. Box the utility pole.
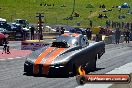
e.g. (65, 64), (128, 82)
(0, 8), (1, 17)
(36, 13), (44, 40)
(71, 0), (75, 16)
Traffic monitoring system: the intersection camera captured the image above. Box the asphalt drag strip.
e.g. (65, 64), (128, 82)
(0, 42), (132, 88)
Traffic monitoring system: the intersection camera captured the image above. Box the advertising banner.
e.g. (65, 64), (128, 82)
(21, 41), (49, 51)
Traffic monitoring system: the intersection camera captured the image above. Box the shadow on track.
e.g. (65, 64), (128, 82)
(93, 67), (105, 72)
(86, 67), (105, 73)
(23, 67), (105, 78)
(23, 73), (73, 78)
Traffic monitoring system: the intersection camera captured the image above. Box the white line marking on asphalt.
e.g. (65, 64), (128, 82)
(0, 56), (27, 61)
(0, 59), (5, 61)
(16, 57), (22, 58)
(8, 58), (14, 60)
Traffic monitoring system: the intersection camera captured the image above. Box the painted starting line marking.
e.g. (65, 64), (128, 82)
(0, 56), (27, 61)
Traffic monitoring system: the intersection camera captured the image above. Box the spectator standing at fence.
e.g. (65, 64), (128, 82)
(122, 22), (124, 29)
(2, 44), (7, 54)
(6, 46), (11, 54)
(2, 38), (8, 54)
(86, 28), (92, 40)
(124, 22), (129, 29)
(22, 29), (26, 41)
(115, 28), (121, 44)
(95, 34), (100, 42)
(124, 29), (130, 43)
(30, 25), (35, 40)
(89, 28), (92, 40)
(117, 22), (121, 28)
(97, 28), (104, 41)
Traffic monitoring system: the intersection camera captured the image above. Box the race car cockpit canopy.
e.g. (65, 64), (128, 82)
(54, 34), (80, 47)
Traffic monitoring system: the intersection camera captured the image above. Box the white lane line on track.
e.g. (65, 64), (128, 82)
(16, 57), (22, 59)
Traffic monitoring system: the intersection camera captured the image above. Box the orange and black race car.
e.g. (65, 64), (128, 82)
(24, 33), (105, 76)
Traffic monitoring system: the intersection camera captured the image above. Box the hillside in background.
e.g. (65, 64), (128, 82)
(0, 0), (132, 27)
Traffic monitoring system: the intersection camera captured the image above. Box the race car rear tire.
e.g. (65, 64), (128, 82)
(72, 64), (79, 76)
(90, 55), (97, 71)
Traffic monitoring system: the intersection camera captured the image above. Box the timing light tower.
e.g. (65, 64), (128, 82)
(36, 13), (44, 40)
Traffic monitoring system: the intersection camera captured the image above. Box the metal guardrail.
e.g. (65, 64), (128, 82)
(5, 31), (59, 41)
(6, 31), (126, 45)
(26, 32), (59, 40)
(42, 32), (59, 36)
(104, 35), (124, 44)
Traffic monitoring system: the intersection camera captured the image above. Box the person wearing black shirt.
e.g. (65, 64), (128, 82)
(86, 28), (92, 40)
(30, 26), (35, 40)
(124, 30), (130, 43)
(115, 28), (121, 44)
(2, 38), (8, 54)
